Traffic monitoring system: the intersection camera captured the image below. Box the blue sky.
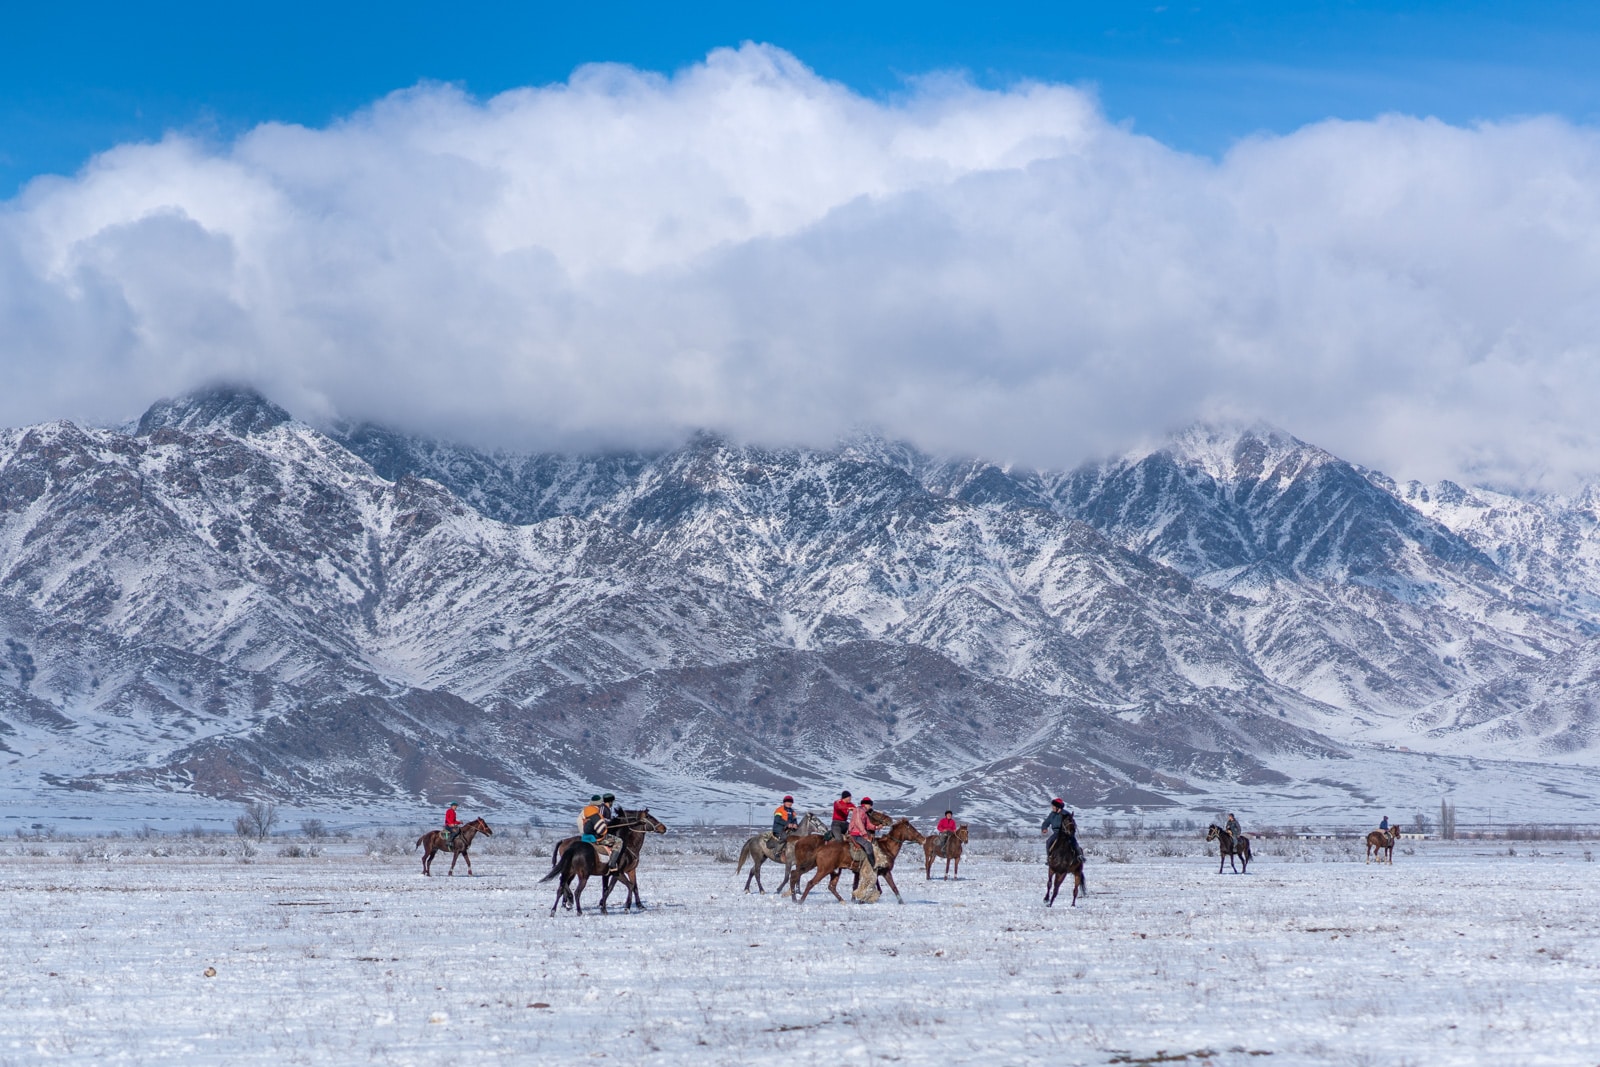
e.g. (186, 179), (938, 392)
(5, 1), (1600, 195)
(7, 2), (1600, 486)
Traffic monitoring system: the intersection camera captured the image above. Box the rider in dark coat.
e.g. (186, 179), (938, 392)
(772, 796), (799, 841)
(1225, 813), (1242, 840)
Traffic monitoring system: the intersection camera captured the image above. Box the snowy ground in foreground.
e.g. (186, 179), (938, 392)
(4, 832), (1598, 1066)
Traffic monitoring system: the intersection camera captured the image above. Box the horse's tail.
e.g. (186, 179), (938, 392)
(736, 840), (751, 873)
(414, 834), (428, 851)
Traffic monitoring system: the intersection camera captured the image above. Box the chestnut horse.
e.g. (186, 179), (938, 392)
(414, 817), (493, 876)
(923, 825), (969, 880)
(736, 812), (825, 893)
(1206, 824), (1252, 874)
(599, 808), (669, 912)
(1044, 813), (1086, 907)
(1365, 825), (1401, 863)
(797, 817), (925, 904)
(778, 809), (891, 898)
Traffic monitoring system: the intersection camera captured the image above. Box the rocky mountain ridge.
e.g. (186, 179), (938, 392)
(3, 386), (1599, 825)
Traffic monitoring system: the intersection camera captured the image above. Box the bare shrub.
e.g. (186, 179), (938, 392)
(299, 818), (328, 840)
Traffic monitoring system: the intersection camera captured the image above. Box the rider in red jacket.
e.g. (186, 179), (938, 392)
(830, 791), (855, 841)
(444, 802), (461, 843)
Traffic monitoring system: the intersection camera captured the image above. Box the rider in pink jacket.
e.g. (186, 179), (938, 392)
(848, 796), (878, 867)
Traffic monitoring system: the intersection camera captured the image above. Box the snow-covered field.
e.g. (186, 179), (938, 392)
(4, 830), (1598, 1066)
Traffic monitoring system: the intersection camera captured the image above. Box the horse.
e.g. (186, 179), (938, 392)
(1044, 813), (1086, 907)
(797, 817), (925, 904)
(923, 824), (970, 880)
(1365, 825), (1401, 864)
(736, 811), (825, 893)
(1206, 824), (1252, 874)
(414, 817), (493, 876)
(541, 838), (601, 916)
(599, 808), (669, 912)
(778, 809), (892, 898)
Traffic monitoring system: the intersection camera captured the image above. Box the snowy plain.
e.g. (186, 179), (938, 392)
(5, 828), (1600, 1066)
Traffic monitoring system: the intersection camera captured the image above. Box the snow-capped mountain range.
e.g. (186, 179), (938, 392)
(3, 386), (1599, 827)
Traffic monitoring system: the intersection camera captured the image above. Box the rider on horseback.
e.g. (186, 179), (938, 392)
(1225, 812), (1242, 839)
(443, 802), (461, 846)
(772, 796), (799, 844)
(848, 796), (878, 868)
(934, 809), (958, 853)
(579, 795), (604, 842)
(830, 791), (854, 842)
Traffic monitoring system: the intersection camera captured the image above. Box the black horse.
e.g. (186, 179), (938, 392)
(541, 837), (601, 916)
(1206, 824), (1252, 874)
(599, 807), (668, 912)
(1044, 812), (1087, 907)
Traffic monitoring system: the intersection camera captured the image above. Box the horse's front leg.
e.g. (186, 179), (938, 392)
(881, 869), (903, 903)
(462, 849), (473, 876)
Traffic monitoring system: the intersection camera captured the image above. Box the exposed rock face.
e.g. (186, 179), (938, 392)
(4, 386), (1599, 820)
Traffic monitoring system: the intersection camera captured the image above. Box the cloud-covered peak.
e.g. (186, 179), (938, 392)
(4, 46), (1600, 489)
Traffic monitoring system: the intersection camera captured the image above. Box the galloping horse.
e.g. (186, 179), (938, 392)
(779, 809), (891, 898)
(541, 839), (601, 916)
(415, 817), (493, 876)
(1206, 824), (1252, 874)
(599, 807), (669, 912)
(1365, 825), (1401, 864)
(797, 817), (924, 904)
(736, 812), (825, 893)
(923, 824), (969, 880)
(1044, 812), (1086, 907)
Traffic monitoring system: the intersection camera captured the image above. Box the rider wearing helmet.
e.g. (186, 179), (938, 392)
(579, 795), (604, 843)
(443, 802), (461, 845)
(1041, 798), (1067, 851)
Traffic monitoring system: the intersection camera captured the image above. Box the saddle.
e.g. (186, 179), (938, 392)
(759, 831), (785, 861)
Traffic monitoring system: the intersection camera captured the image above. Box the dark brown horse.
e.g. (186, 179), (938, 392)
(736, 812), (825, 893)
(541, 839), (600, 916)
(923, 824), (969, 880)
(1206, 824), (1252, 874)
(1044, 813), (1086, 907)
(599, 808), (669, 912)
(797, 817), (924, 904)
(414, 817), (493, 876)
(778, 809), (891, 898)
(1365, 825), (1401, 864)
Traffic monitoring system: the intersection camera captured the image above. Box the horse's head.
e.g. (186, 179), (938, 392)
(887, 818), (925, 844)
(799, 812), (826, 836)
(867, 808), (893, 830)
(956, 825), (970, 843)
(1206, 824), (1221, 840)
(638, 808), (667, 834)
(1062, 812), (1077, 835)
(474, 818), (493, 835)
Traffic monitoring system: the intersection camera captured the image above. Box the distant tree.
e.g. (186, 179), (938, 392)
(1411, 812), (1433, 834)
(299, 818), (327, 840)
(234, 802), (278, 840)
(1438, 799), (1457, 841)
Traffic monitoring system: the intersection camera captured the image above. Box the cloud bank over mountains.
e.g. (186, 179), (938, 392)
(4, 44), (1600, 488)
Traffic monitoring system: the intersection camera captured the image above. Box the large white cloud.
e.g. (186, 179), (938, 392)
(5, 43), (1600, 487)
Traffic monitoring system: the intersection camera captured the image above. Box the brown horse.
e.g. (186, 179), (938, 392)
(541, 838), (601, 916)
(923, 825), (969, 880)
(414, 817), (493, 876)
(1044, 813), (1086, 907)
(1206, 824), (1252, 874)
(599, 808), (669, 912)
(736, 812), (825, 893)
(779, 809), (891, 898)
(797, 817), (925, 904)
(1365, 825), (1401, 863)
